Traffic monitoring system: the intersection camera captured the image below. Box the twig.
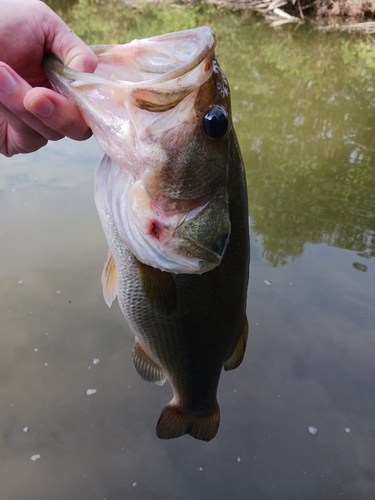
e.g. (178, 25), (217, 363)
(297, 0), (304, 19)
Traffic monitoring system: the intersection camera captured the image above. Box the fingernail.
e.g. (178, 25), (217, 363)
(29, 96), (55, 118)
(0, 66), (18, 94)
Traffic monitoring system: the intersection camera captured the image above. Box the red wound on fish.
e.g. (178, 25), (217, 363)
(149, 220), (162, 239)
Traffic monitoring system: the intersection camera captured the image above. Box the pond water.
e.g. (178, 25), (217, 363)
(1, 2), (374, 499)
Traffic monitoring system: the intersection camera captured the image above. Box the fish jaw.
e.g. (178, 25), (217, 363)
(95, 154), (230, 274)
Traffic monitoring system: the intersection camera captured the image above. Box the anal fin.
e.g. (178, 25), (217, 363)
(156, 403), (220, 442)
(224, 315), (248, 371)
(132, 337), (166, 386)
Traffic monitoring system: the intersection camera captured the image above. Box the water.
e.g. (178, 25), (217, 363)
(1, 3), (374, 499)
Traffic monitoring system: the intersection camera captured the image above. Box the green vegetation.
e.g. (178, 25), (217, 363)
(44, 1), (375, 267)
(45, 0), (229, 44)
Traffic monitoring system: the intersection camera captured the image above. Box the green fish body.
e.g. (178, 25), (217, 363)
(44, 27), (250, 441)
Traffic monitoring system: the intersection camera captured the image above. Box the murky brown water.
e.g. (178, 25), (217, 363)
(0, 3), (374, 499)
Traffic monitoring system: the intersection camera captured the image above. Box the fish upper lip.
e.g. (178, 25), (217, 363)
(130, 30), (215, 86)
(44, 27), (215, 91)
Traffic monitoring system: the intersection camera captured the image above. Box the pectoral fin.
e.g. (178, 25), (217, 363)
(224, 315), (248, 371)
(101, 249), (117, 308)
(136, 259), (177, 315)
(132, 337), (166, 386)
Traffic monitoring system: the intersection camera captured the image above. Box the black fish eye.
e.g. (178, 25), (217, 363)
(203, 107), (228, 139)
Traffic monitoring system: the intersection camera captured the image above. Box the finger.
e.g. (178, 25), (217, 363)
(0, 63), (91, 142)
(0, 115), (48, 157)
(0, 63), (63, 142)
(24, 88), (92, 141)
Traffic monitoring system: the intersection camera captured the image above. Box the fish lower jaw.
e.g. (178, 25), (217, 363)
(125, 228), (221, 274)
(133, 251), (216, 275)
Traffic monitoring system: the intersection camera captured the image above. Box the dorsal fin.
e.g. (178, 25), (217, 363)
(132, 337), (166, 386)
(101, 249), (117, 308)
(224, 315), (248, 371)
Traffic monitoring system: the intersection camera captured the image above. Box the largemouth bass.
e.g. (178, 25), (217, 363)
(44, 27), (250, 441)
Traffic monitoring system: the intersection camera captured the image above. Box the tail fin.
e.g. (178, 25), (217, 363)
(156, 403), (220, 441)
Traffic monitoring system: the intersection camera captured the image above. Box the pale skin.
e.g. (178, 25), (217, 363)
(0, 0), (98, 157)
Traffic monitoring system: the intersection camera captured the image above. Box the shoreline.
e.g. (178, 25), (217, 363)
(122, 0), (375, 30)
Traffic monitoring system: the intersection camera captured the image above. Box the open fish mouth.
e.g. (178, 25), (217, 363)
(44, 27), (232, 274)
(44, 27), (216, 119)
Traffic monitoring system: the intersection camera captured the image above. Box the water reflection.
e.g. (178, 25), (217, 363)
(1, 4), (375, 500)
(220, 22), (375, 267)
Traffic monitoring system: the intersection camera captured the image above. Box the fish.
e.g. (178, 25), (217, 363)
(44, 26), (250, 441)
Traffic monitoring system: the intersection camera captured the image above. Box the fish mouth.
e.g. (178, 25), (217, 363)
(46, 28), (230, 275)
(43, 27), (217, 178)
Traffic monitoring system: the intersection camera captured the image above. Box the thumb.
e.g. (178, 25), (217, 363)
(58, 42), (98, 73)
(42, 4), (97, 73)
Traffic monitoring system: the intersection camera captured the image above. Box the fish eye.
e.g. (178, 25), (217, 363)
(203, 107), (228, 139)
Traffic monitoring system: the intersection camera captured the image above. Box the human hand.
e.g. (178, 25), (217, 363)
(0, 0), (97, 157)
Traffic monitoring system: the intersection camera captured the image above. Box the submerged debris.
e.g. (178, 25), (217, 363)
(317, 21), (375, 33)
